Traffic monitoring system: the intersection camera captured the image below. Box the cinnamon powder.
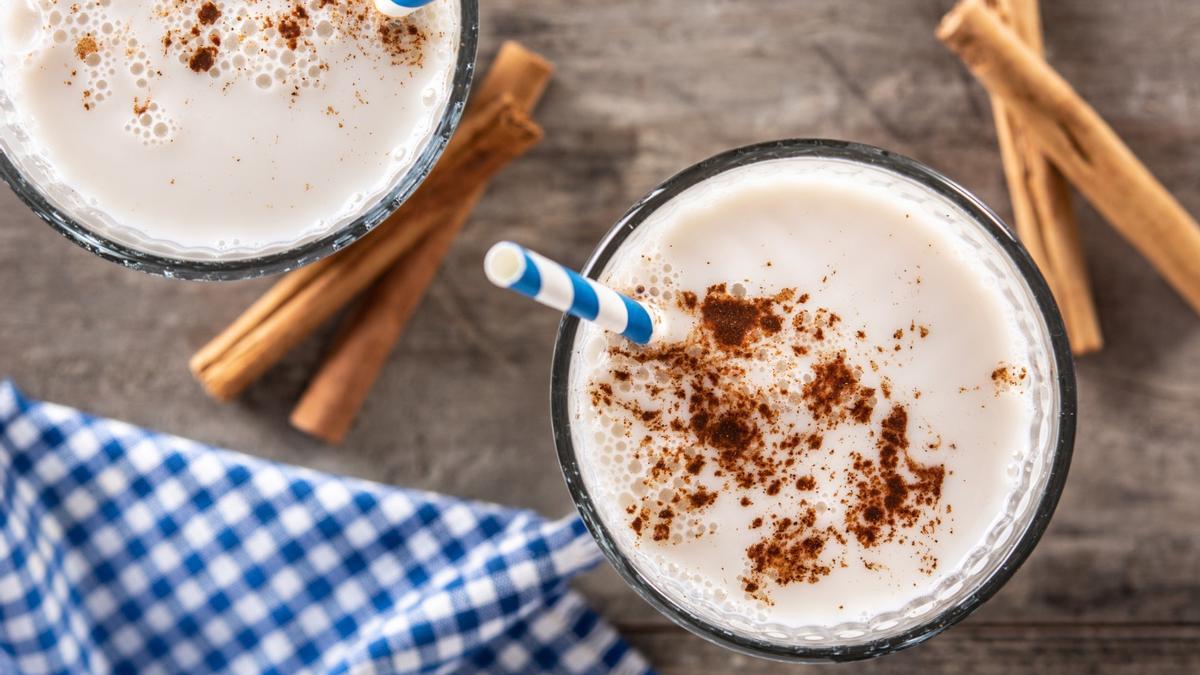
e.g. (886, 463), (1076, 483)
(591, 284), (951, 602)
(699, 283), (783, 349)
(744, 508), (840, 595)
(197, 2), (221, 26)
(158, 0), (431, 83)
(844, 405), (945, 548)
(74, 36), (99, 61)
(188, 46), (217, 73)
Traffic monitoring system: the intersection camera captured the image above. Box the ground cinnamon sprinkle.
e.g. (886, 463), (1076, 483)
(156, 0), (432, 86)
(591, 283), (951, 602)
(802, 352), (875, 427)
(74, 36), (98, 61)
(743, 508), (841, 598)
(197, 2), (221, 26)
(991, 363), (1028, 391)
(188, 46), (217, 73)
(279, 18), (303, 50)
(844, 405), (945, 548)
(700, 284), (782, 349)
(377, 16), (429, 67)
(688, 487), (717, 509)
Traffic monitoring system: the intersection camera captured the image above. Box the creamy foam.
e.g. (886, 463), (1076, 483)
(0, 0), (460, 258)
(568, 157), (1060, 643)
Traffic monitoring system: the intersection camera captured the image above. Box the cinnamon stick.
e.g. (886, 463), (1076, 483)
(471, 42), (554, 112)
(190, 96), (543, 400)
(986, 0), (1051, 271)
(983, 0), (1102, 354)
(290, 43), (553, 443)
(939, 0), (1200, 317)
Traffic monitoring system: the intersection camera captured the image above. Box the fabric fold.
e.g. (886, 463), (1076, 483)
(0, 381), (650, 674)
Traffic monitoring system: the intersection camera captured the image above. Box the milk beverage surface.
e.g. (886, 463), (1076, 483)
(0, 0), (460, 258)
(568, 157), (1058, 637)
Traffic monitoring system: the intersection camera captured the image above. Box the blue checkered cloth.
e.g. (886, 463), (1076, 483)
(0, 382), (652, 674)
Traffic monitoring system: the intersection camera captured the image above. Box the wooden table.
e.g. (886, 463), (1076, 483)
(2, 1), (1198, 671)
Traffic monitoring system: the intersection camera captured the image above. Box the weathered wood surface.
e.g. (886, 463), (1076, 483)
(2, 0), (1199, 671)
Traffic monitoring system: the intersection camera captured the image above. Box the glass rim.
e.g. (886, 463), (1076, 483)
(549, 139), (1077, 662)
(0, 0), (479, 281)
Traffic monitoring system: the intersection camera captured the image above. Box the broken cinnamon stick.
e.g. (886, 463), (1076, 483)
(290, 43), (553, 443)
(983, 0), (1102, 354)
(939, 0), (1200, 317)
(190, 96), (543, 400)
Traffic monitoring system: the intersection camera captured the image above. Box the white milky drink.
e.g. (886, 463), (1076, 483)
(0, 0), (461, 258)
(565, 151), (1066, 645)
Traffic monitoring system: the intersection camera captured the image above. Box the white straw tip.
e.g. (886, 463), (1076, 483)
(484, 242), (526, 288)
(374, 0), (420, 18)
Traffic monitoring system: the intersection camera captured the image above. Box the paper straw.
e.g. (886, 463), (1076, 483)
(374, 0), (435, 18)
(484, 241), (656, 345)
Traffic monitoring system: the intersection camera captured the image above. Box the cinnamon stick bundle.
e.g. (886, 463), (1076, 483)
(983, 0), (1102, 355)
(939, 0), (1200, 317)
(290, 43), (554, 443)
(190, 95), (543, 401)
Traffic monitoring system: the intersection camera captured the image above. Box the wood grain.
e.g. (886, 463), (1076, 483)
(1, 1), (1198, 672)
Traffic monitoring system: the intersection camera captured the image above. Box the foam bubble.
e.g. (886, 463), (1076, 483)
(122, 99), (177, 146)
(1, 0), (42, 52)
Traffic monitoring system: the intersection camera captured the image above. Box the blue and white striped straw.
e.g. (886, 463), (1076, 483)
(374, 0), (434, 18)
(485, 241), (656, 345)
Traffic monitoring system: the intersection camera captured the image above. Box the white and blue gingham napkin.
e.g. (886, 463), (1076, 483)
(0, 381), (652, 674)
